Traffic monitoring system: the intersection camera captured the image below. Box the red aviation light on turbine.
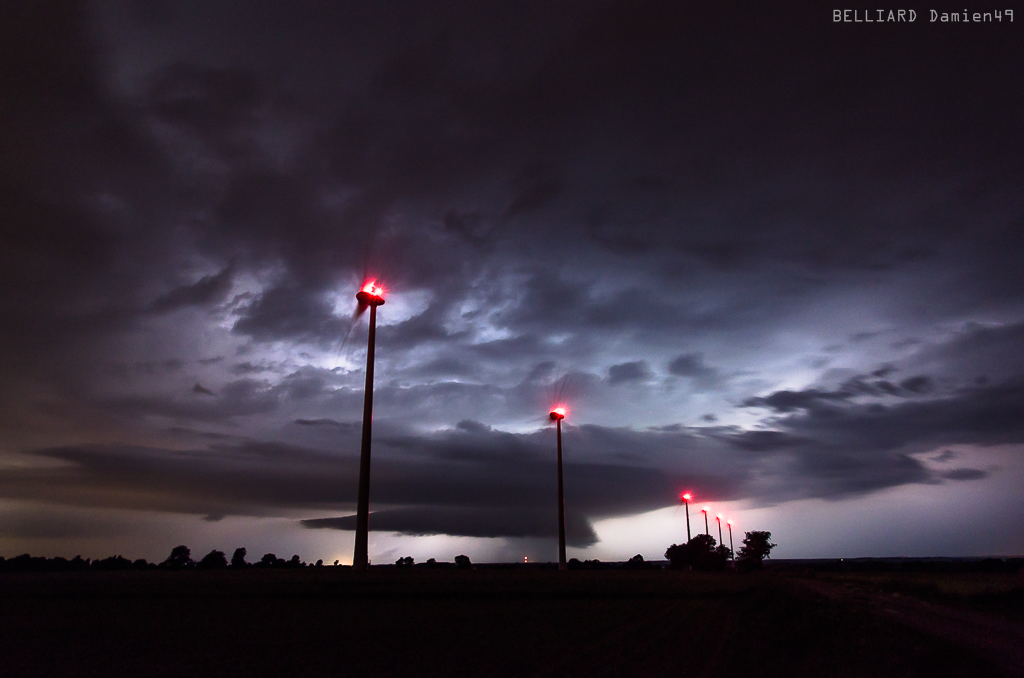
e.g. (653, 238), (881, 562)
(727, 519), (734, 526)
(717, 514), (723, 520)
(357, 280), (386, 306)
(549, 406), (567, 421)
(702, 506), (709, 513)
(681, 493), (692, 501)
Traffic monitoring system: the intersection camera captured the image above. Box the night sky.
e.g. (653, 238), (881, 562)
(2, 1), (1023, 565)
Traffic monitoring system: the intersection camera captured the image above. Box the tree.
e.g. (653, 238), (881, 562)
(666, 534), (726, 571)
(162, 545), (192, 569)
(737, 531), (776, 571)
(198, 550), (228, 569)
(231, 547), (248, 567)
(665, 543), (686, 569)
(454, 554), (472, 569)
(395, 556), (414, 567)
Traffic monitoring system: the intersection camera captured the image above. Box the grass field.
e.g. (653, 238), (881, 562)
(802, 570), (1024, 622)
(1, 568), (1021, 677)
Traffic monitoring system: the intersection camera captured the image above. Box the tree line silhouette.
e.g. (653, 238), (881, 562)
(0, 536), (774, 573)
(0, 546), (328, 572)
(6, 539), (1022, 573)
(0, 546), (484, 572)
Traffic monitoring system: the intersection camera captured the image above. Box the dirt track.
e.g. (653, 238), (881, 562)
(789, 575), (1024, 678)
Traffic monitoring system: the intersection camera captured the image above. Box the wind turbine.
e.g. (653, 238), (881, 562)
(680, 492), (692, 542)
(550, 405), (568, 571)
(352, 280), (385, 570)
(727, 519), (736, 566)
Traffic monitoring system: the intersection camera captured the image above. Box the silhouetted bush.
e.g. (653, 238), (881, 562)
(93, 555), (134, 571)
(426, 558), (437, 568)
(622, 554), (652, 569)
(161, 545), (193, 569)
(395, 556), (414, 567)
(3, 554), (50, 572)
(198, 550), (228, 569)
(256, 553), (286, 567)
(455, 554), (472, 569)
(286, 555), (304, 568)
(231, 547), (248, 567)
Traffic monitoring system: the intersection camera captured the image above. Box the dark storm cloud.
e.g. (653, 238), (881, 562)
(293, 418), (354, 429)
(376, 299), (466, 351)
(741, 376), (1024, 459)
(302, 507), (597, 547)
(667, 353), (721, 389)
(0, 441), (358, 516)
(191, 383), (215, 396)
(743, 370), (945, 413)
(2, 0), (1024, 553)
(0, 383), (1012, 540)
(0, 509), (120, 539)
(0, 428), (693, 541)
(742, 389), (852, 413)
(109, 378), (280, 423)
(0, 414), (743, 535)
(607, 361), (650, 385)
(910, 322), (1024, 383)
(714, 430), (809, 453)
(232, 285), (349, 345)
(940, 468), (988, 481)
(147, 63), (264, 141)
(147, 264), (235, 314)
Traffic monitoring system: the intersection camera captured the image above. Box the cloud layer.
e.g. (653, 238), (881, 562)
(0, 1), (1022, 557)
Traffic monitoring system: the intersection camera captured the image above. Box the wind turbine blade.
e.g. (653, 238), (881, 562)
(333, 301), (367, 359)
(556, 372), (573, 401)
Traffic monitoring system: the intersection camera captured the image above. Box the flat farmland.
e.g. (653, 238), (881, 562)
(1, 569), (1021, 677)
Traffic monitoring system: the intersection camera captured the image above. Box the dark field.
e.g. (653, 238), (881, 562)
(2, 568), (1023, 678)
